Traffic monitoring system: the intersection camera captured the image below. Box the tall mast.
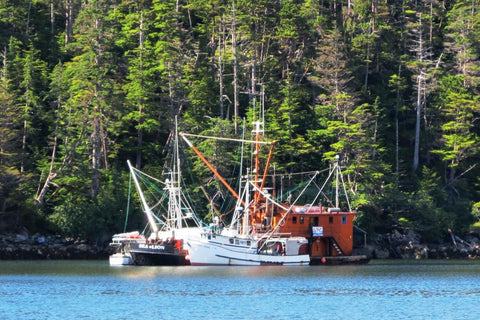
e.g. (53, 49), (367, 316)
(172, 116), (182, 229)
(242, 169), (250, 236)
(252, 120), (262, 226)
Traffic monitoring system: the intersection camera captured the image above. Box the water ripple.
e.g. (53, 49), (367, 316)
(1, 260), (480, 320)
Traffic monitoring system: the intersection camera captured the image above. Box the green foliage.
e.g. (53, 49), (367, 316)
(0, 0), (479, 244)
(48, 169), (137, 242)
(473, 202), (480, 222)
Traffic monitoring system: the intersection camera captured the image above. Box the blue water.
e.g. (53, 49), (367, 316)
(1, 260), (479, 320)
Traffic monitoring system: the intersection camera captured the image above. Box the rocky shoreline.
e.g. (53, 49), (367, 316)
(1, 227), (479, 261)
(0, 229), (114, 260)
(365, 228), (480, 260)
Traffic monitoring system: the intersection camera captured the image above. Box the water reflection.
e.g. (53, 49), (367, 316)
(1, 259), (480, 278)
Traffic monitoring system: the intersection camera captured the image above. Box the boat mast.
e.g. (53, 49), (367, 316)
(252, 120), (262, 224)
(242, 169), (250, 236)
(335, 155), (339, 208)
(238, 119), (246, 210)
(171, 116), (182, 230)
(127, 160), (159, 233)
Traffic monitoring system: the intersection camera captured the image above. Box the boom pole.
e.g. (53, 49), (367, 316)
(127, 160), (159, 233)
(179, 132), (244, 206)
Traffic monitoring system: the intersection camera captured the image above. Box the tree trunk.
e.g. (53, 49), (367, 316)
(232, 1), (239, 134)
(65, 0), (74, 46)
(218, 19), (224, 119)
(50, 0), (55, 35)
(413, 74), (422, 171)
(135, 10), (145, 169)
(91, 112), (101, 197)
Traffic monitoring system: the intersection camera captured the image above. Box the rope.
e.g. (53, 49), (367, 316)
(123, 172), (133, 233)
(181, 132), (272, 145)
(275, 179), (310, 202)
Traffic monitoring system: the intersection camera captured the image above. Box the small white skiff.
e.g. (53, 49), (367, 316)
(109, 252), (133, 266)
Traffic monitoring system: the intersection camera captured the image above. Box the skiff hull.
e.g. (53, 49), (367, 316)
(109, 252), (134, 266)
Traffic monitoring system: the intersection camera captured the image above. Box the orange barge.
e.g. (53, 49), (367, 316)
(278, 205), (368, 264)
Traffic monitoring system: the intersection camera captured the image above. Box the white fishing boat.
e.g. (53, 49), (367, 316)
(181, 113), (368, 266)
(181, 121), (311, 266)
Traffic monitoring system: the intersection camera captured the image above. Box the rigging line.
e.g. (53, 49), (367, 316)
(311, 179), (334, 207)
(143, 184), (167, 212)
(249, 182), (290, 211)
(229, 181), (250, 228)
(181, 132), (273, 145)
(218, 128), (245, 216)
(338, 164), (352, 211)
(266, 168), (330, 178)
(134, 171), (165, 188)
(123, 172), (133, 233)
(309, 168), (337, 209)
(260, 171), (320, 241)
(135, 171), (167, 196)
(133, 171), (170, 212)
(131, 166), (165, 186)
(274, 179), (309, 202)
(180, 175), (201, 219)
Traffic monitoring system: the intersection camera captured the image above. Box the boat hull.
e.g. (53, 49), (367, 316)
(127, 242), (190, 266)
(109, 253), (134, 266)
(186, 238), (310, 266)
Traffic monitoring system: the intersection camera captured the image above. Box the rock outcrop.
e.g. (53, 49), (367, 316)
(0, 230), (114, 260)
(372, 228), (480, 260)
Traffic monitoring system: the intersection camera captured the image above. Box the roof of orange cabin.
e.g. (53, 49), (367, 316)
(290, 205), (356, 215)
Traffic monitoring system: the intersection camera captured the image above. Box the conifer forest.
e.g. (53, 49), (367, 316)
(0, 0), (479, 244)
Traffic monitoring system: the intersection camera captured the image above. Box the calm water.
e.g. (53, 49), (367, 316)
(1, 260), (479, 320)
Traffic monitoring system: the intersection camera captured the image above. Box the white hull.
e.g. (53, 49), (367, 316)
(109, 252), (133, 266)
(186, 234), (310, 266)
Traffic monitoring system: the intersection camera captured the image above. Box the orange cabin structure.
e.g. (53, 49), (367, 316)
(277, 205), (356, 258)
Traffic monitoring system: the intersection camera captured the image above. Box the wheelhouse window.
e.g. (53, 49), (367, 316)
(341, 215), (347, 224)
(329, 216), (333, 224)
(300, 216), (304, 224)
(292, 216), (297, 224)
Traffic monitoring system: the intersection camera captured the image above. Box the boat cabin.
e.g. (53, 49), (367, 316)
(277, 205), (356, 258)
